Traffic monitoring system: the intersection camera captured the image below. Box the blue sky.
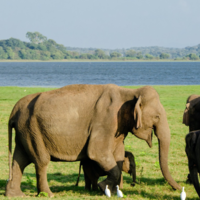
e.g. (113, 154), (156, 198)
(0, 0), (200, 49)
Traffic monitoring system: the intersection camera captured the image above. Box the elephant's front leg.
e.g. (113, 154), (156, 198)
(97, 158), (121, 194)
(87, 135), (124, 194)
(113, 139), (125, 191)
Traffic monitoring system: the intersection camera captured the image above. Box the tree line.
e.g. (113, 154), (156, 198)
(0, 32), (200, 60)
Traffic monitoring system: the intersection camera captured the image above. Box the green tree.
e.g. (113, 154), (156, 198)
(0, 47), (8, 59)
(160, 53), (170, 59)
(40, 51), (51, 60)
(6, 38), (26, 49)
(94, 49), (106, 59)
(38, 43), (47, 51)
(19, 49), (28, 59)
(51, 51), (64, 59)
(5, 47), (15, 59)
(145, 54), (154, 59)
(79, 54), (88, 59)
(29, 50), (41, 60)
(56, 44), (67, 52)
(70, 51), (79, 59)
(26, 32), (47, 44)
(136, 52), (143, 59)
(125, 50), (136, 57)
(45, 39), (57, 52)
(188, 53), (199, 60)
(110, 52), (121, 58)
(86, 54), (96, 59)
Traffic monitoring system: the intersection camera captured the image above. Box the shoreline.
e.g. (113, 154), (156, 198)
(0, 59), (200, 62)
(1, 85), (200, 88)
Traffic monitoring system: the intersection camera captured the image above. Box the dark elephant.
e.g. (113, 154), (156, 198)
(5, 84), (181, 197)
(185, 130), (200, 197)
(183, 94), (200, 183)
(75, 151), (137, 190)
(183, 94), (200, 131)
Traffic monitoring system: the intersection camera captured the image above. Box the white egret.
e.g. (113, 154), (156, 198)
(116, 185), (123, 198)
(180, 187), (186, 200)
(105, 185), (111, 197)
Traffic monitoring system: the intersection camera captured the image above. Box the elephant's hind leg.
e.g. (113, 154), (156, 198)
(32, 141), (53, 197)
(5, 145), (31, 197)
(35, 163), (54, 197)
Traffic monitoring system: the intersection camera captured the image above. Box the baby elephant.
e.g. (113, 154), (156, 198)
(185, 130), (200, 198)
(75, 151), (137, 191)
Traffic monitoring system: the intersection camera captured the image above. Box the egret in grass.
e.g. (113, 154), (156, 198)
(180, 187), (186, 200)
(116, 185), (123, 198)
(105, 185), (111, 197)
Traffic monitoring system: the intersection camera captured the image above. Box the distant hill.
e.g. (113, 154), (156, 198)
(67, 45), (200, 59)
(0, 32), (199, 60)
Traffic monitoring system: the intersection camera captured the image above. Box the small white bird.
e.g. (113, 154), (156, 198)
(105, 185), (111, 197)
(116, 185), (123, 198)
(180, 187), (186, 200)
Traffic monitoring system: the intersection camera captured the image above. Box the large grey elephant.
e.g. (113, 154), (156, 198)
(183, 94), (200, 131)
(75, 151), (137, 191)
(185, 130), (200, 197)
(5, 84), (181, 197)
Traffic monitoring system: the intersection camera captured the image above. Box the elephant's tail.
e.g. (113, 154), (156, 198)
(8, 120), (13, 181)
(75, 162), (82, 186)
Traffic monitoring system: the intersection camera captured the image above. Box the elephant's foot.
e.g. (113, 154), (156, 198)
(5, 181), (26, 197)
(92, 184), (99, 191)
(5, 190), (26, 197)
(84, 185), (91, 191)
(131, 182), (135, 187)
(98, 180), (117, 194)
(98, 181), (108, 193)
(98, 165), (121, 194)
(37, 190), (54, 198)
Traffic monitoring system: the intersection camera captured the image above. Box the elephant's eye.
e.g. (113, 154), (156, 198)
(154, 115), (160, 122)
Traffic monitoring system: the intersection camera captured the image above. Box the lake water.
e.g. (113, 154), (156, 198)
(0, 62), (199, 87)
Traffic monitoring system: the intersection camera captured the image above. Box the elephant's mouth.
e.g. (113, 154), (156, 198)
(132, 127), (153, 148)
(146, 129), (153, 148)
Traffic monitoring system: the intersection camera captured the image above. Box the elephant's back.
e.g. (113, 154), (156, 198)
(9, 92), (41, 123)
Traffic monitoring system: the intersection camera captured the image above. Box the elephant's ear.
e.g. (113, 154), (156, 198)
(134, 96), (142, 129)
(183, 103), (190, 125)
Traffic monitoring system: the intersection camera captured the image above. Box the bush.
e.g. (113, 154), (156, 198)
(160, 53), (170, 59)
(145, 54), (154, 60)
(188, 53), (199, 60)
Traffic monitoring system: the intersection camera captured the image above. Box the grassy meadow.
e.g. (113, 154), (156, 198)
(0, 85), (200, 199)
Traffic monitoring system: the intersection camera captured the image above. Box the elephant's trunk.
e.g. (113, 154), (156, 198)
(189, 167), (200, 197)
(155, 115), (181, 190)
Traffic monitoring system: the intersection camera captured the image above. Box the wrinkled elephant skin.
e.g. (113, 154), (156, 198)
(5, 84), (180, 197)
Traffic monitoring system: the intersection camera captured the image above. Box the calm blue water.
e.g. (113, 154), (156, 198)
(0, 62), (199, 87)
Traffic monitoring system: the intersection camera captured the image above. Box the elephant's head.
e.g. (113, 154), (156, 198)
(185, 130), (200, 197)
(183, 95), (200, 131)
(130, 86), (181, 190)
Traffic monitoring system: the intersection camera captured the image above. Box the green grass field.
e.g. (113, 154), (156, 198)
(0, 85), (200, 199)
